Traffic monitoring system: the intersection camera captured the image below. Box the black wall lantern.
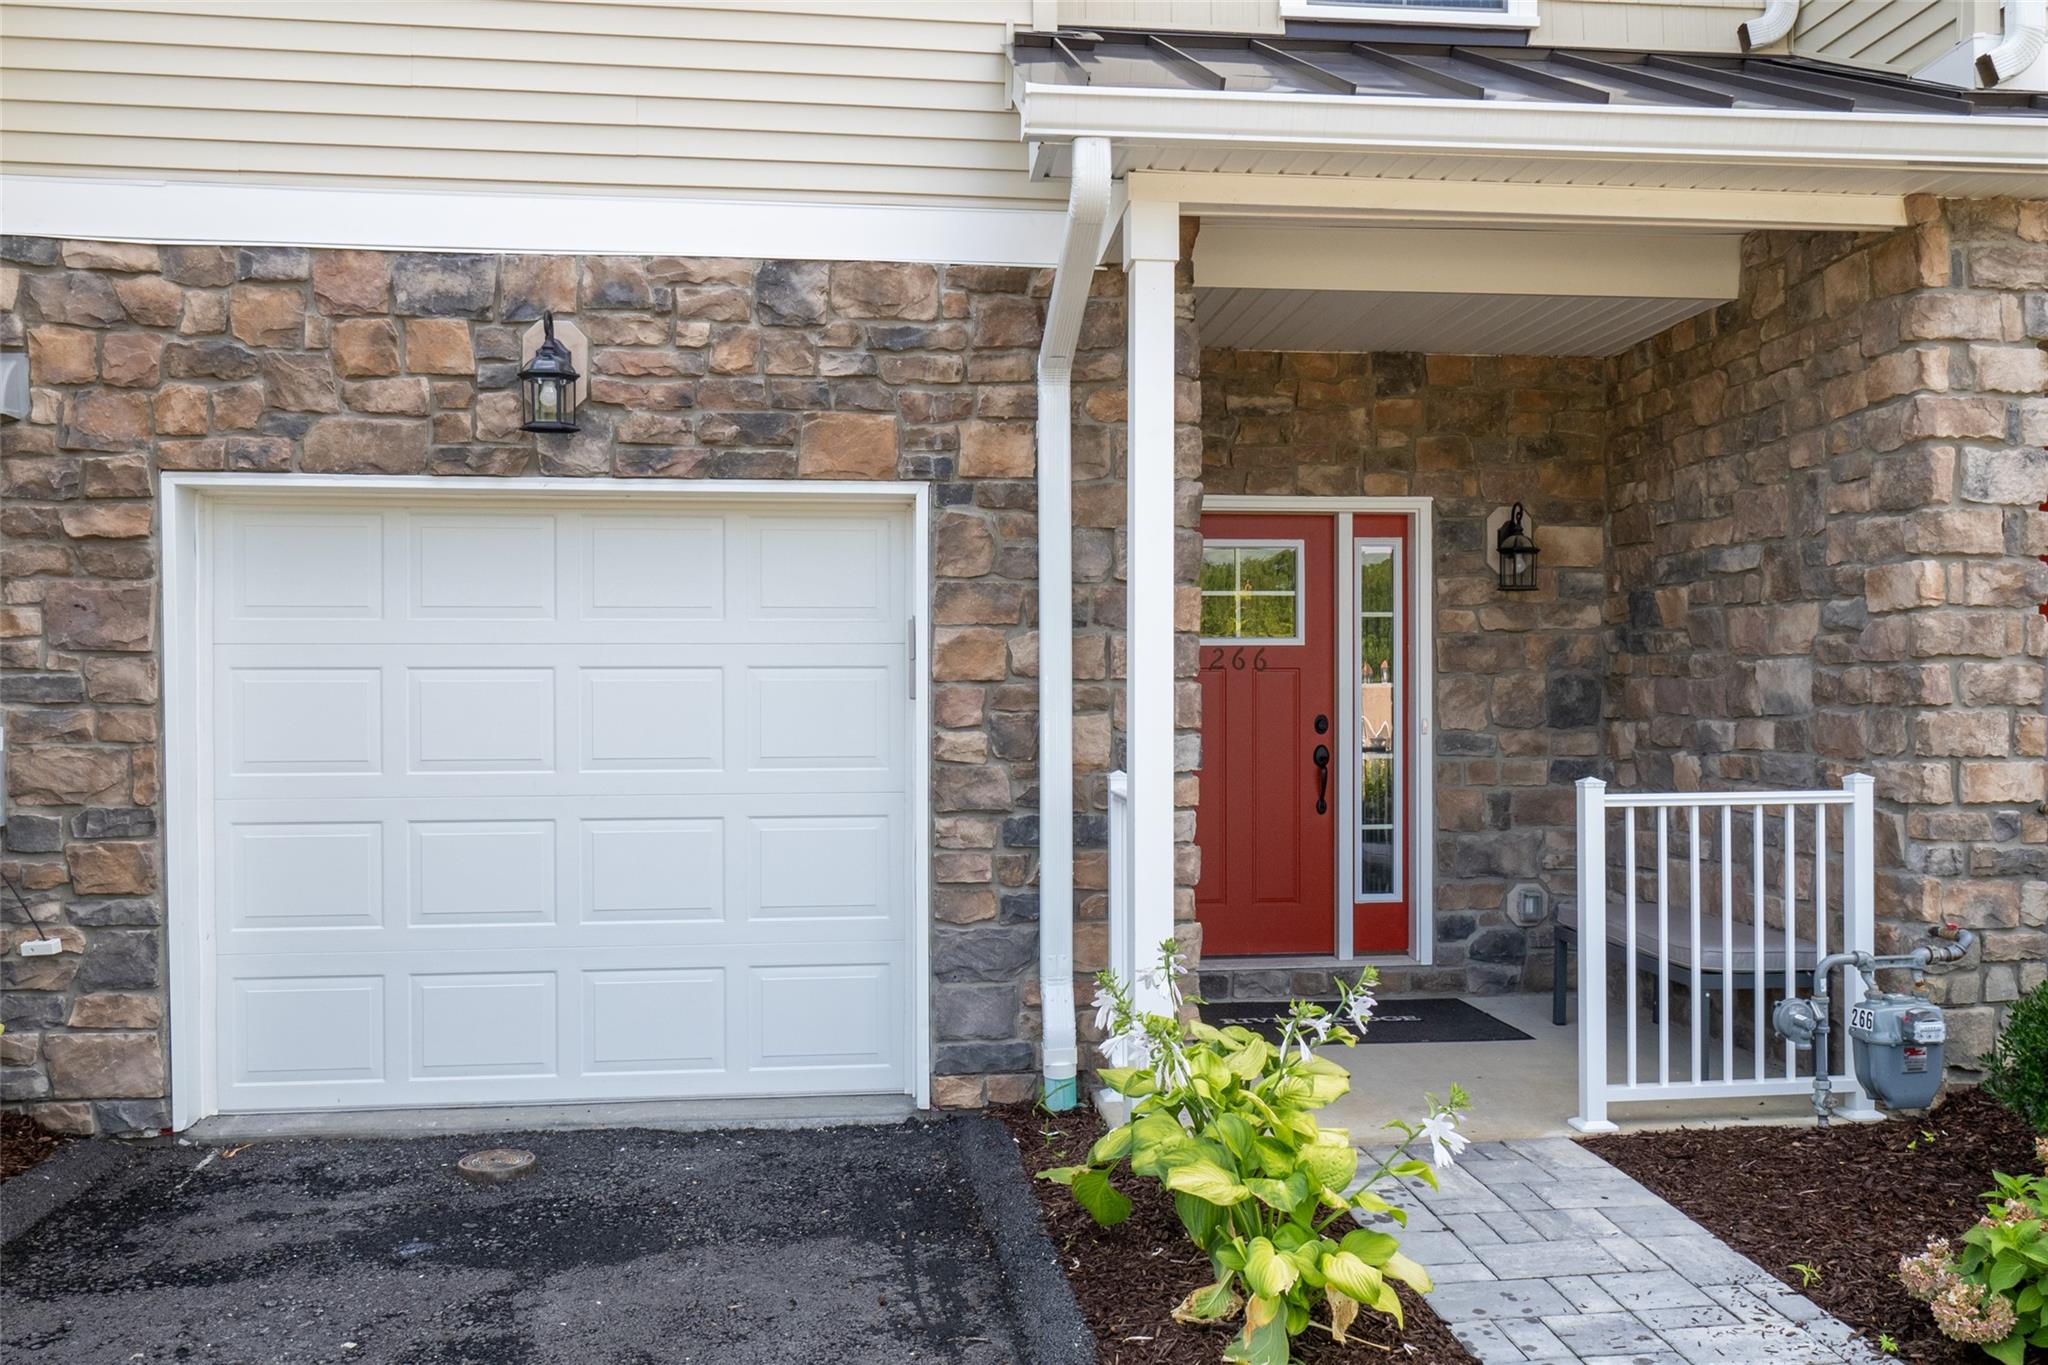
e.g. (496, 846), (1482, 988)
(520, 311), (581, 433)
(1495, 502), (1539, 592)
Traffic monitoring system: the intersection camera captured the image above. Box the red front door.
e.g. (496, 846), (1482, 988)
(1194, 515), (1337, 956)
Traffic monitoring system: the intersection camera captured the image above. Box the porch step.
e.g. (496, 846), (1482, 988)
(1197, 957), (1467, 1003)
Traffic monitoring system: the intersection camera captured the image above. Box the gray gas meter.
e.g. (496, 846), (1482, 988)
(1846, 992), (1946, 1110)
(1771, 923), (1975, 1124)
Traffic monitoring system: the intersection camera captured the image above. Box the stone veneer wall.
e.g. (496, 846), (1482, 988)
(1199, 349), (1610, 993)
(0, 235), (1201, 1129)
(1608, 196), (2048, 1066)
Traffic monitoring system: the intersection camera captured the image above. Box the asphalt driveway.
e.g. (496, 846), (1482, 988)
(0, 1117), (1088, 1365)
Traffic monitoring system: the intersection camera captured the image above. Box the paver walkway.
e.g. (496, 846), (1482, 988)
(1355, 1137), (1885, 1365)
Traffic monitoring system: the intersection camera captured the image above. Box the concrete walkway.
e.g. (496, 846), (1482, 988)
(1356, 1137), (1885, 1365)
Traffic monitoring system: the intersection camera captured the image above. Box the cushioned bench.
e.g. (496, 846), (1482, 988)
(1552, 897), (1820, 1032)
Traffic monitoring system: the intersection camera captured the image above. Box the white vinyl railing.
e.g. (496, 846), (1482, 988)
(1107, 769), (1137, 995)
(1568, 773), (1876, 1132)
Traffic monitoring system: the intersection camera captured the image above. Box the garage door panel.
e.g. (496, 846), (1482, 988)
(582, 818), (723, 924)
(214, 938), (904, 1109)
(409, 515), (558, 620)
(582, 668), (725, 770)
(746, 666), (894, 773)
(223, 511), (386, 622)
(584, 514), (726, 620)
(409, 667), (557, 773)
(226, 821), (384, 931)
(749, 517), (895, 620)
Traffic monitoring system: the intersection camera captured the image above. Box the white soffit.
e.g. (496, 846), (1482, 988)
(1196, 288), (1719, 357)
(1193, 222), (1742, 299)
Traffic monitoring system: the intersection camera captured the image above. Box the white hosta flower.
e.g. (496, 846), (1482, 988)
(1417, 1109), (1470, 1170)
(1101, 1024), (1153, 1070)
(1296, 1011), (1334, 1061)
(1091, 985), (1118, 1035)
(1345, 989), (1377, 1034)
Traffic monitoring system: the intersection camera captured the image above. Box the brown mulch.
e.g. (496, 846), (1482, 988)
(994, 1103), (1478, 1364)
(1, 1111), (74, 1184)
(1584, 1087), (2042, 1363)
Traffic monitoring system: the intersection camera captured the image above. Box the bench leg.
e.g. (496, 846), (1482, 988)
(1553, 937), (1568, 1026)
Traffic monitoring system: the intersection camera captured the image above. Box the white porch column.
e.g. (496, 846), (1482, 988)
(1123, 197), (1180, 1014)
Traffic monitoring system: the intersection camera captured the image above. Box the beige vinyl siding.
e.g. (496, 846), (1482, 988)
(1539, 0), (1759, 52)
(1793, 0), (1972, 75)
(1056, 0), (1282, 32)
(0, 0), (1055, 207)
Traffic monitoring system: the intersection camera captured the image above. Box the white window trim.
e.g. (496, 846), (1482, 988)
(1353, 536), (1405, 910)
(1198, 538), (1308, 647)
(1203, 495), (1436, 968)
(1279, 0), (1539, 29)
(163, 473), (934, 1131)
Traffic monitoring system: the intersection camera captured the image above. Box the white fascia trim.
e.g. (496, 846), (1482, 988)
(1019, 83), (2048, 178)
(2, 175), (1068, 267)
(1281, 0), (1539, 28)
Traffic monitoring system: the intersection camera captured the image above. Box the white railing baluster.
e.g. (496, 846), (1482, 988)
(1625, 806), (1637, 1089)
(1656, 806), (1669, 1087)
(1688, 803), (1702, 1082)
(1815, 803), (1828, 1075)
(1753, 804), (1766, 1082)
(1720, 806), (1734, 1082)
(1837, 774), (1879, 1119)
(1783, 804), (1797, 1079)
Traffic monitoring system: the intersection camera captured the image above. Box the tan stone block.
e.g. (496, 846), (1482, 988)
(929, 1075), (985, 1109)
(60, 504), (152, 539)
(96, 333), (163, 388)
(68, 992), (164, 1030)
(934, 887), (997, 924)
(933, 685), (985, 729)
(797, 412), (896, 479)
(934, 731), (990, 764)
(67, 840), (159, 895)
(230, 283), (306, 347)
(97, 709), (156, 743)
(708, 328), (759, 374)
(474, 389), (523, 442)
(28, 326), (96, 384)
(4, 745), (126, 806)
(1864, 560), (1944, 612)
(311, 249), (393, 314)
(1915, 710), (2010, 758)
(60, 391), (150, 451)
(934, 514), (995, 578)
(108, 274), (183, 328)
(44, 581), (152, 651)
(614, 411), (691, 445)
(43, 1032), (164, 1100)
(301, 416), (430, 474)
(828, 262), (938, 320)
(155, 437), (225, 470)
(1961, 762), (2046, 805)
(178, 291), (227, 336)
(403, 318), (475, 375)
(932, 626), (1007, 682)
(212, 381), (264, 429)
(152, 384), (209, 436)
(332, 318), (400, 377)
(343, 377), (432, 416)
(83, 657), (158, 703)
(960, 422), (1035, 479)
(62, 240), (158, 272)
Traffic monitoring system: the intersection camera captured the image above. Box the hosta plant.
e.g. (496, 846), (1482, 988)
(1041, 942), (1470, 1364)
(1899, 1140), (2048, 1365)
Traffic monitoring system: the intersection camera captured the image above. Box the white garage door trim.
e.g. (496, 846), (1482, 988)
(163, 473), (933, 1130)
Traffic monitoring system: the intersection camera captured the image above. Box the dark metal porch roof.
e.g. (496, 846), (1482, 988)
(1012, 28), (2048, 117)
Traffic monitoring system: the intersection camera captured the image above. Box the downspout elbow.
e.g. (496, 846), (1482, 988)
(1738, 0), (1802, 50)
(1034, 136), (1112, 1111)
(1978, 0), (2047, 85)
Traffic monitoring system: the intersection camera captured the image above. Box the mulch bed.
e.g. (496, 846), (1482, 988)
(1584, 1087), (2041, 1363)
(994, 1103), (1478, 1364)
(1, 1111), (74, 1184)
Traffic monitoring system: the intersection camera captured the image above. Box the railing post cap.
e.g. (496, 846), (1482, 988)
(1575, 775), (1607, 790)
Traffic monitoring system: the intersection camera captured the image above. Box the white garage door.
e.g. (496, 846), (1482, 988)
(203, 496), (913, 1112)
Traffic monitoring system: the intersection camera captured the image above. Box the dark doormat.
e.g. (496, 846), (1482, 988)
(1198, 996), (1532, 1045)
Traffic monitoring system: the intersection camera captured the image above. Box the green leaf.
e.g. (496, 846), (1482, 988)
(1176, 1191), (1228, 1248)
(1087, 1124), (1133, 1165)
(1299, 1140), (1357, 1194)
(1164, 1160), (1252, 1207)
(1246, 1174), (1311, 1213)
(1212, 1113), (1256, 1160)
(1295, 1054), (1352, 1104)
(1172, 1278), (1242, 1324)
(1070, 1167), (1132, 1227)
(1222, 1297), (1290, 1365)
(1340, 1228), (1400, 1266)
(1382, 1250), (1434, 1295)
(1349, 1188), (1406, 1224)
(1988, 1254), (2028, 1293)
(1982, 1332), (2026, 1365)
(1225, 1036), (1274, 1080)
(1098, 1066), (1156, 1096)
(1038, 1165), (1085, 1186)
(1319, 1250), (1384, 1306)
(1243, 1239), (1300, 1299)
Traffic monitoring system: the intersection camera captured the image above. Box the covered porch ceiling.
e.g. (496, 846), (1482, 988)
(1014, 25), (2048, 358)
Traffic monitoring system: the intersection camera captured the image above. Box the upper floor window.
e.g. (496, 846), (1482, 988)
(1280, 0), (1538, 28)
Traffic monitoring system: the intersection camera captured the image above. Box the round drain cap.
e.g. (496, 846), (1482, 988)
(457, 1147), (537, 1184)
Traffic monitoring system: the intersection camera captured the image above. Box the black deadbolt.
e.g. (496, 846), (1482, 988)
(1313, 714), (1329, 735)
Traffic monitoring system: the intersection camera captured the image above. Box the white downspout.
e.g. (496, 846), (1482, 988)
(1978, 0), (2047, 85)
(1035, 135), (1111, 1112)
(1737, 0), (1802, 50)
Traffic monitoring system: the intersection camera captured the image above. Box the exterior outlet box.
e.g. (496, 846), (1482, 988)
(19, 938), (63, 958)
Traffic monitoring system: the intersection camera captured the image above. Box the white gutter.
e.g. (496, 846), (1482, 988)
(1034, 135), (1111, 1112)
(1979, 0), (2047, 85)
(1737, 0), (1801, 51)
